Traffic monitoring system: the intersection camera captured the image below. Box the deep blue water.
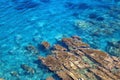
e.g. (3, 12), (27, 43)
(0, 0), (120, 80)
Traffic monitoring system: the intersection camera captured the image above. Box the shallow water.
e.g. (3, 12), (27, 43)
(0, 0), (120, 80)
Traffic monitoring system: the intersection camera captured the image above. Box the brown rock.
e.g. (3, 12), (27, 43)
(112, 56), (120, 62)
(41, 41), (50, 49)
(38, 36), (120, 80)
(46, 77), (54, 80)
(72, 35), (81, 40)
(53, 44), (67, 51)
(56, 71), (73, 80)
(39, 56), (62, 71)
(62, 37), (89, 50)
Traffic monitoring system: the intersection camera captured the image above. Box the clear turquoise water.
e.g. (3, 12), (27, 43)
(0, 0), (120, 80)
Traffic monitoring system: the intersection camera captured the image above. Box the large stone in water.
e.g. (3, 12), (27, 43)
(39, 36), (120, 80)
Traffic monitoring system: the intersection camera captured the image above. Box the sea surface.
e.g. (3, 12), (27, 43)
(0, 0), (120, 80)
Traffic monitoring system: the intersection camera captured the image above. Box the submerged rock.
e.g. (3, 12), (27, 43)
(10, 71), (19, 77)
(25, 44), (39, 54)
(106, 40), (120, 56)
(38, 36), (120, 80)
(21, 64), (35, 74)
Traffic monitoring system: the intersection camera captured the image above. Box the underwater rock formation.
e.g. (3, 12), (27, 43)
(74, 20), (92, 30)
(38, 36), (120, 80)
(25, 44), (39, 54)
(106, 41), (120, 57)
(10, 71), (19, 77)
(21, 64), (35, 74)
